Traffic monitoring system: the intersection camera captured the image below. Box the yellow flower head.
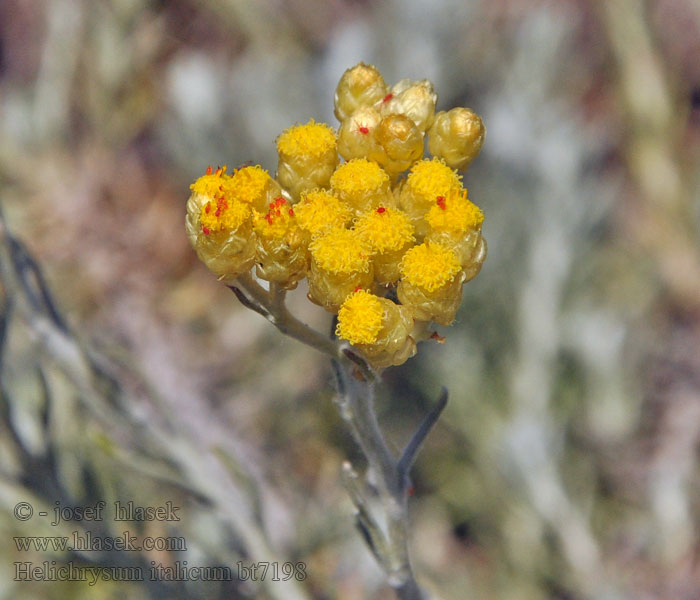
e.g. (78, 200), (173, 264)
(331, 158), (390, 197)
(400, 241), (462, 292)
(335, 289), (384, 345)
(309, 228), (371, 274)
(295, 190), (353, 235)
(192, 167), (251, 235)
(354, 206), (414, 253)
(426, 188), (484, 233)
(190, 165), (230, 198)
(230, 165), (274, 206)
(277, 119), (337, 159)
(405, 158), (462, 202)
(253, 196), (297, 238)
(199, 198), (250, 235)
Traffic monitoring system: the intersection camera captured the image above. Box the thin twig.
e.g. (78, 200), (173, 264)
(397, 387), (448, 491)
(231, 274), (377, 382)
(7, 235), (69, 332)
(228, 285), (270, 318)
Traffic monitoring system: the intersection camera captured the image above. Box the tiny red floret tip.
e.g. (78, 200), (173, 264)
(202, 226), (210, 235)
(288, 208), (294, 216)
(436, 196), (446, 210)
(430, 331), (446, 344)
(383, 93), (393, 103)
(205, 166), (212, 175)
(359, 126), (369, 134)
(376, 206), (386, 214)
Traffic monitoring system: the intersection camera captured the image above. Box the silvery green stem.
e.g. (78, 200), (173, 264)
(230, 274), (449, 599)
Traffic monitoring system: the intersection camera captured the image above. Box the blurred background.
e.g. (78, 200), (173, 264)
(1, 0), (699, 598)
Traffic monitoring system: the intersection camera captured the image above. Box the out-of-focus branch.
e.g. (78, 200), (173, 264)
(0, 210), (312, 600)
(597, 0), (700, 309)
(597, 0), (700, 565)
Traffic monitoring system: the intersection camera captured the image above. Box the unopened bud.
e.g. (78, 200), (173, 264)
(337, 106), (382, 161)
(380, 79), (437, 132)
(334, 63), (388, 122)
(427, 108), (485, 171)
(369, 114), (424, 179)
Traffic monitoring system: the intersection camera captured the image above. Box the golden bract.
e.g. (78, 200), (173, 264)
(334, 63), (388, 121)
(428, 107), (485, 171)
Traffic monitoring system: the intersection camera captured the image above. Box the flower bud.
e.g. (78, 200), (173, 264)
(252, 197), (308, 289)
(276, 120), (338, 201)
(380, 79), (437, 132)
(330, 158), (393, 215)
(397, 241), (465, 325)
(308, 228), (374, 312)
(334, 63), (388, 122)
(369, 114), (424, 179)
(354, 206), (414, 285)
(427, 108), (485, 171)
(186, 166), (256, 280)
(337, 106), (381, 161)
(336, 289), (416, 368)
(398, 158), (462, 238)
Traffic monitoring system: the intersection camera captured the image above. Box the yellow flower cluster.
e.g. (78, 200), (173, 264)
(186, 63), (487, 368)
